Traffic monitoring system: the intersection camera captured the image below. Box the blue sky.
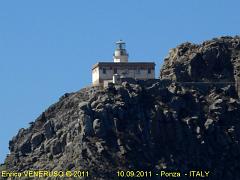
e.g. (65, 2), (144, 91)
(0, 0), (239, 163)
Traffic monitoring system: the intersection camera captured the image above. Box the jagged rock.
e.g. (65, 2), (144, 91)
(78, 101), (90, 112)
(95, 141), (105, 154)
(31, 133), (44, 149)
(204, 119), (214, 130)
(93, 118), (106, 137)
(43, 120), (55, 139)
(51, 140), (62, 155)
(160, 36), (240, 95)
(19, 139), (31, 155)
(169, 96), (186, 112)
(90, 100), (98, 109)
(80, 114), (94, 137)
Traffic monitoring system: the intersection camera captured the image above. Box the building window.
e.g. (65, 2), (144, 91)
(148, 68), (151, 74)
(114, 68), (117, 74)
(136, 68), (141, 74)
(103, 68), (106, 74)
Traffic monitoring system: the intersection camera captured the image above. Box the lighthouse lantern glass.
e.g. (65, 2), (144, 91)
(116, 43), (125, 50)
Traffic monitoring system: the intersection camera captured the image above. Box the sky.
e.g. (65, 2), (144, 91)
(0, 0), (239, 163)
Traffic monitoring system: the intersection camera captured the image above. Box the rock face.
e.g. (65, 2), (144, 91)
(160, 36), (240, 83)
(3, 36), (240, 180)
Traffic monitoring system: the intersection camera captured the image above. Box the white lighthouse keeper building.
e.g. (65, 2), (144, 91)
(92, 40), (155, 86)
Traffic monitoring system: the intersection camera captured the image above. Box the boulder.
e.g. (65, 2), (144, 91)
(43, 121), (55, 139)
(93, 118), (106, 137)
(81, 114), (94, 137)
(51, 140), (62, 155)
(31, 133), (44, 149)
(19, 139), (31, 154)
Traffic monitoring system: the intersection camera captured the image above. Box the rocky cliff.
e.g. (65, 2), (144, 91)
(2, 36), (240, 180)
(160, 36), (240, 84)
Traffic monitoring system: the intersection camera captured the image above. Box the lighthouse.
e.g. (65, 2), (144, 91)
(113, 40), (129, 63)
(92, 40), (155, 86)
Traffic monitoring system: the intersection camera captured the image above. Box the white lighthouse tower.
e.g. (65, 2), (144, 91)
(113, 40), (129, 63)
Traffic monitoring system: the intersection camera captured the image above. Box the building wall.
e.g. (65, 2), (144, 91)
(92, 67), (100, 85)
(92, 65), (155, 85)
